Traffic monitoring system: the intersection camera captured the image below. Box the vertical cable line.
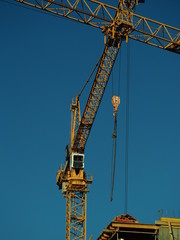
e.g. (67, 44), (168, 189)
(111, 70), (115, 201)
(111, 70), (114, 199)
(125, 41), (130, 214)
(110, 50), (121, 201)
(111, 70), (114, 97)
(110, 116), (117, 201)
(118, 48), (122, 97)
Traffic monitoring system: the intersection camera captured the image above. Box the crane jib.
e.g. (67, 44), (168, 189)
(11, 1), (180, 239)
(72, 37), (121, 153)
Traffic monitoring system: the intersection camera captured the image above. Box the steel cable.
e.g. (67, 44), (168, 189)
(125, 40), (130, 214)
(110, 49), (121, 201)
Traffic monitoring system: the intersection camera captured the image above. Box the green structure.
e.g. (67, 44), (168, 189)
(156, 218), (180, 240)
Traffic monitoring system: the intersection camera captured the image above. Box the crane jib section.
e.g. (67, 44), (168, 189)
(16, 0), (180, 53)
(72, 37), (120, 153)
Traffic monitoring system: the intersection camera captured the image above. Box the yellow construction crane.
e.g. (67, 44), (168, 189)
(11, 0), (180, 239)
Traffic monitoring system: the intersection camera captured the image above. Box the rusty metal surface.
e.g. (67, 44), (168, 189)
(97, 214), (158, 240)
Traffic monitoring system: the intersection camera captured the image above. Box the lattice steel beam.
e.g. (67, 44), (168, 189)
(64, 171), (92, 240)
(16, 0), (180, 53)
(72, 37), (120, 153)
(16, 0), (116, 28)
(129, 13), (180, 53)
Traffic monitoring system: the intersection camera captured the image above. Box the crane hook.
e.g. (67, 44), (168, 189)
(112, 96), (120, 118)
(110, 95), (120, 201)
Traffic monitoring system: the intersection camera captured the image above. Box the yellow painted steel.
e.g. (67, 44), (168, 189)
(63, 169), (92, 240)
(161, 218), (180, 223)
(71, 96), (81, 149)
(57, 95), (92, 239)
(14, 0), (180, 239)
(16, 0), (180, 53)
(72, 38), (120, 153)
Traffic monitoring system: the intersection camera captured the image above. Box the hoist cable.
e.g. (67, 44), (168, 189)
(111, 69), (114, 200)
(110, 48), (121, 201)
(124, 40), (130, 214)
(78, 55), (102, 97)
(111, 49), (121, 98)
(111, 70), (114, 97)
(110, 117), (117, 201)
(110, 138), (117, 201)
(118, 48), (122, 97)
(111, 132), (114, 199)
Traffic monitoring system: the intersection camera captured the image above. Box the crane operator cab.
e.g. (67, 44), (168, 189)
(70, 152), (84, 170)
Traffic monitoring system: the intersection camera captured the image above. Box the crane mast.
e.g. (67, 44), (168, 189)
(56, 2), (145, 239)
(56, 19), (121, 240)
(12, 0), (180, 239)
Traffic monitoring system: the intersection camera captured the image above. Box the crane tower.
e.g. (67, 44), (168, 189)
(11, 0), (180, 239)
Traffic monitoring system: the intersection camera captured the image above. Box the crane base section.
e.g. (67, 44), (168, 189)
(57, 168), (92, 240)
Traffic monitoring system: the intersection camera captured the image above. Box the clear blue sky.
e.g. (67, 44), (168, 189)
(0, 1), (180, 239)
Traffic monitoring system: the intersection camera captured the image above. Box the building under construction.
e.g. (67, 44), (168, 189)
(97, 214), (180, 240)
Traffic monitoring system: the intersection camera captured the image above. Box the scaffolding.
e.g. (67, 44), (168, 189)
(97, 214), (159, 240)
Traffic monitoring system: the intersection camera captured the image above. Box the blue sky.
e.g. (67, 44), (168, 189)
(0, 1), (180, 239)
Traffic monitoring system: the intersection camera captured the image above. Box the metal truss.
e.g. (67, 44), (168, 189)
(71, 96), (81, 149)
(15, 0), (180, 153)
(14, 1), (180, 240)
(64, 170), (92, 240)
(72, 37), (120, 153)
(16, 0), (180, 53)
(16, 0), (116, 28)
(130, 13), (180, 53)
(66, 188), (87, 240)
